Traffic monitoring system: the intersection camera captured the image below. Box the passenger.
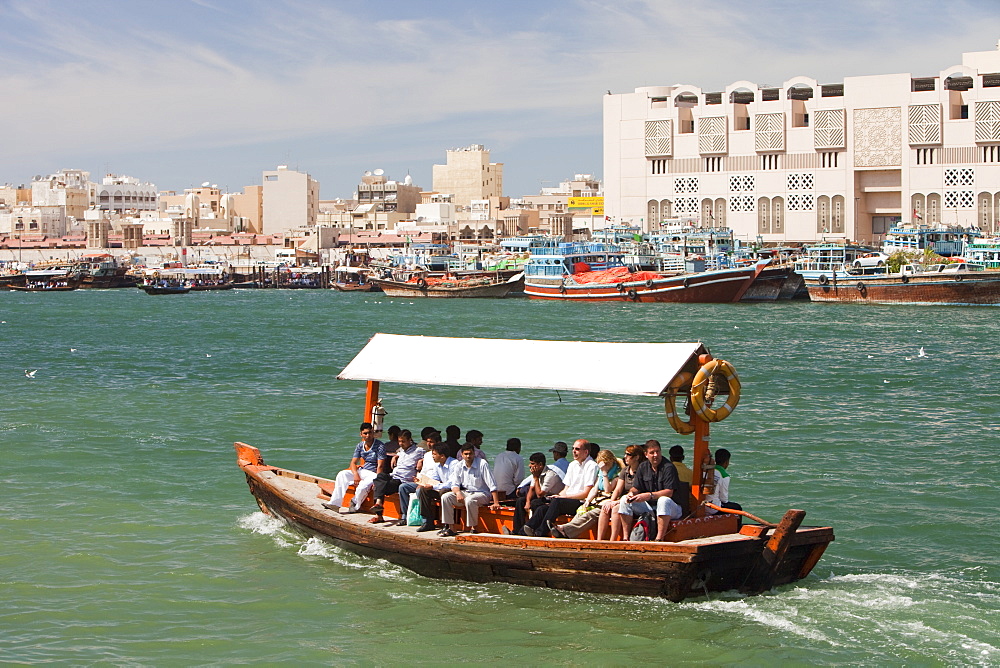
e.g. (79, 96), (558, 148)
(587, 441), (600, 460)
(669, 445), (692, 484)
(617, 439), (682, 541)
(668, 444), (693, 516)
(438, 443), (501, 537)
(443, 425), (462, 458)
(419, 426), (438, 451)
(322, 422), (387, 512)
(510, 452), (564, 534)
(606, 444), (646, 541)
(369, 430), (425, 525)
(492, 437), (525, 500)
(465, 429), (487, 461)
(548, 441), (570, 478)
(520, 439), (597, 537)
(413, 442), (458, 532)
(550, 449), (621, 539)
(383, 425), (401, 457)
(705, 448), (742, 520)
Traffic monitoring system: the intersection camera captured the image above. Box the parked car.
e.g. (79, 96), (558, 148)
(853, 252), (888, 269)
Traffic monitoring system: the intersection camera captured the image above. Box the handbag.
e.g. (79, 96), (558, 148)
(407, 496), (423, 526)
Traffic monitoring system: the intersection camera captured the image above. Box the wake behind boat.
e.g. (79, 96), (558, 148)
(235, 334), (833, 600)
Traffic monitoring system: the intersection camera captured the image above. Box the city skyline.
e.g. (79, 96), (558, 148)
(2, 0), (998, 200)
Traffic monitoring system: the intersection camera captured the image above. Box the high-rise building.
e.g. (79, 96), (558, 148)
(603, 44), (1000, 243)
(431, 145), (503, 209)
(262, 166), (319, 234)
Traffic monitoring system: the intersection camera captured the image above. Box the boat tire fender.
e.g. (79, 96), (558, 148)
(627, 288), (638, 301)
(955, 275), (964, 282)
(900, 274), (909, 284)
(683, 277), (691, 288)
(617, 282), (625, 292)
(690, 359), (742, 423)
(664, 371), (695, 435)
(645, 279), (654, 289)
(559, 283), (567, 294)
(818, 274), (829, 285)
(416, 278), (428, 289)
(856, 281), (865, 292)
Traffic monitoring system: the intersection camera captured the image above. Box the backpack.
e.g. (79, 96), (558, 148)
(629, 512), (655, 541)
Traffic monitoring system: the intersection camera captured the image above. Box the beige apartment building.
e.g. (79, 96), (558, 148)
(31, 169), (91, 220)
(262, 166), (319, 234)
(431, 145), (503, 209)
(604, 44), (1000, 244)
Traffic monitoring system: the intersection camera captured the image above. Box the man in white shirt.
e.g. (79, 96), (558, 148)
(413, 442), (458, 532)
(522, 439), (597, 537)
(439, 444), (501, 537)
(370, 429), (424, 524)
(492, 438), (525, 500)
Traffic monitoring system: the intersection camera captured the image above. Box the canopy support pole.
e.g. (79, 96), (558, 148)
(690, 413), (711, 518)
(364, 381), (380, 423)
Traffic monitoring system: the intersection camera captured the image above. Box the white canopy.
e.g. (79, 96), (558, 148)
(337, 334), (706, 397)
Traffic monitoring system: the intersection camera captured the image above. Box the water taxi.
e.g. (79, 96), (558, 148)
(235, 334), (834, 600)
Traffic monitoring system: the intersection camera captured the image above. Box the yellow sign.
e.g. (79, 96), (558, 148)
(568, 197), (604, 215)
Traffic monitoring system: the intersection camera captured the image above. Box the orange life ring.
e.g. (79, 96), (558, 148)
(690, 359), (741, 423)
(664, 371), (695, 435)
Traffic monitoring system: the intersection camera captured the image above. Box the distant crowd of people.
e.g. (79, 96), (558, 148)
(323, 422), (741, 540)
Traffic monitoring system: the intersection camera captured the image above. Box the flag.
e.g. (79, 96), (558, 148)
(913, 209), (922, 220)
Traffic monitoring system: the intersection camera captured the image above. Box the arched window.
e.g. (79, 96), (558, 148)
(926, 193), (941, 224)
(978, 192), (993, 230)
(713, 198), (727, 228)
(648, 200), (659, 223)
(701, 198), (714, 227)
(816, 195), (831, 233)
(660, 199), (673, 220)
(787, 84), (813, 128)
(772, 197), (784, 233)
(912, 194), (926, 224)
(758, 197), (771, 233)
(832, 196), (845, 233)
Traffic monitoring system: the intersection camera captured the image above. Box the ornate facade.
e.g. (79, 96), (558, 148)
(603, 46), (1000, 243)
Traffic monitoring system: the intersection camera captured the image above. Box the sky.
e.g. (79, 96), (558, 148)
(1, 0), (999, 200)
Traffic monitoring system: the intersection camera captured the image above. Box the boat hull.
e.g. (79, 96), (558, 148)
(370, 278), (518, 298)
(140, 285), (191, 295)
(804, 272), (1000, 305)
(237, 445), (833, 601)
(525, 264), (762, 303)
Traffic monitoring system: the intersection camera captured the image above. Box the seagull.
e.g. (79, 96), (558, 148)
(734, 325), (740, 329)
(905, 356), (912, 361)
(883, 379), (890, 383)
(867, 354), (874, 359)
(206, 354), (212, 358)
(24, 369), (37, 378)
(70, 348), (77, 352)
(918, 347), (927, 358)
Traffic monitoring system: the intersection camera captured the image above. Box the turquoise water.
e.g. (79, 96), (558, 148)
(1, 289), (998, 665)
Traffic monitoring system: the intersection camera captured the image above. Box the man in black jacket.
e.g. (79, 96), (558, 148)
(616, 440), (682, 540)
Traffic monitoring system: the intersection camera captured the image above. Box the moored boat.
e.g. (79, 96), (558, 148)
(370, 273), (522, 298)
(140, 284), (191, 295)
(803, 261), (1000, 305)
(236, 334), (834, 600)
(523, 242), (766, 303)
(331, 266), (379, 292)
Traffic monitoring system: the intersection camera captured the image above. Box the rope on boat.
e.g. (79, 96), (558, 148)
(704, 502), (776, 528)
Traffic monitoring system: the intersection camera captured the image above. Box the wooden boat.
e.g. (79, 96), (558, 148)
(236, 335), (834, 600)
(804, 261), (1000, 305)
(370, 273), (522, 298)
(140, 284), (190, 295)
(9, 283), (79, 292)
(76, 254), (138, 289)
(188, 283), (234, 291)
(331, 266), (379, 292)
(0, 273), (27, 290)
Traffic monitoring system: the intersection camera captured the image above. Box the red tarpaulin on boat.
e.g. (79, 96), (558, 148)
(571, 267), (663, 284)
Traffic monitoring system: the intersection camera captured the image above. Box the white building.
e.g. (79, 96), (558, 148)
(262, 166), (319, 234)
(431, 145), (503, 209)
(604, 44), (1000, 244)
(96, 174), (158, 213)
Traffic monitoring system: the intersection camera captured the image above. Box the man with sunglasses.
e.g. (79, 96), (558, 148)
(519, 438), (597, 537)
